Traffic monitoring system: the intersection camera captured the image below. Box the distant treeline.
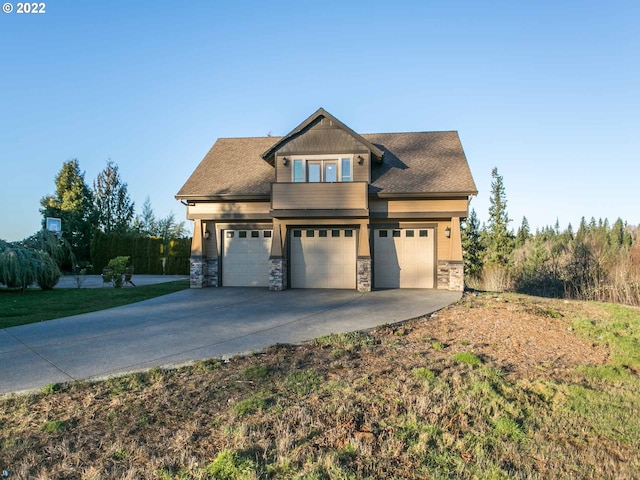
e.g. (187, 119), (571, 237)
(465, 215), (639, 306)
(463, 169), (639, 306)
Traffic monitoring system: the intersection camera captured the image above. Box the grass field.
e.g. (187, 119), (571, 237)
(0, 280), (190, 329)
(1, 293), (639, 479)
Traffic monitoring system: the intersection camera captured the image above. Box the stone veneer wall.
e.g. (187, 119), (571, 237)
(190, 255), (205, 288)
(448, 261), (464, 292)
(190, 256), (219, 288)
(206, 258), (219, 287)
(437, 260), (464, 291)
(269, 258), (287, 291)
(357, 257), (372, 292)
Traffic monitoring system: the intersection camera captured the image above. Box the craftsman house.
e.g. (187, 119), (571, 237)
(176, 108), (477, 292)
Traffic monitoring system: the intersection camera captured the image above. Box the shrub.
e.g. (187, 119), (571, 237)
(0, 245), (36, 289)
(107, 256), (130, 288)
(35, 251), (61, 290)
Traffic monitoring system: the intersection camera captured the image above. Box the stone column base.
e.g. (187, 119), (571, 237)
(206, 258), (219, 287)
(357, 257), (372, 292)
(437, 260), (464, 291)
(190, 256), (205, 288)
(269, 257), (287, 291)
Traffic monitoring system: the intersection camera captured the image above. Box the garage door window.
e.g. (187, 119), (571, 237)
(226, 231), (234, 238)
(239, 231), (247, 238)
(379, 230), (388, 237)
(420, 230), (428, 237)
(264, 231), (272, 238)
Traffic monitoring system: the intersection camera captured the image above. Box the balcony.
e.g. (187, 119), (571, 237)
(270, 182), (369, 218)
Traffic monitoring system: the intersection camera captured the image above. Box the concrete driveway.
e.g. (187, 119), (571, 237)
(0, 288), (460, 395)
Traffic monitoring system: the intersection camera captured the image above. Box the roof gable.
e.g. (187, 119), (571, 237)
(261, 108), (384, 164)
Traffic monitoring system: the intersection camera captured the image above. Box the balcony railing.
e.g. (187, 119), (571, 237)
(271, 182), (368, 216)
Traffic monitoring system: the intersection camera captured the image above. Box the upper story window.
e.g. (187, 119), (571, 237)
(291, 155), (353, 183)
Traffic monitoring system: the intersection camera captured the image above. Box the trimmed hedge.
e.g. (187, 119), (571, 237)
(91, 230), (190, 274)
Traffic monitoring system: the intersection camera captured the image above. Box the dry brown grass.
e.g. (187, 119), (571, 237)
(1, 294), (639, 479)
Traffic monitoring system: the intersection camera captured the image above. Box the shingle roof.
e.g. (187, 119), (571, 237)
(176, 131), (477, 198)
(365, 131), (477, 195)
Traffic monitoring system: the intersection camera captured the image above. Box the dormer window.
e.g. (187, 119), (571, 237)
(291, 155), (353, 183)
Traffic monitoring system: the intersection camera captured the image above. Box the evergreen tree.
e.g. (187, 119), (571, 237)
(576, 217), (588, 242)
(134, 196), (157, 235)
(461, 208), (484, 280)
(93, 160), (135, 234)
(485, 167), (514, 267)
(515, 216), (531, 247)
(39, 159), (95, 263)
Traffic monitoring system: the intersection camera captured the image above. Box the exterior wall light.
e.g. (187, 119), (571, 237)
(204, 230), (210, 239)
(357, 155), (364, 165)
(282, 157), (289, 166)
(445, 227), (451, 238)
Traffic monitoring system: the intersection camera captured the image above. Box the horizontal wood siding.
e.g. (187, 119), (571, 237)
(369, 198), (469, 214)
(187, 202), (271, 220)
(276, 156), (290, 183)
(353, 153), (370, 183)
(272, 182), (368, 211)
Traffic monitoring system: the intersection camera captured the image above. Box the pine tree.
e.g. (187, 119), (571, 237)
(485, 167), (514, 267)
(134, 196), (157, 235)
(461, 208), (484, 280)
(40, 159), (95, 263)
(93, 160), (135, 234)
(515, 216), (530, 247)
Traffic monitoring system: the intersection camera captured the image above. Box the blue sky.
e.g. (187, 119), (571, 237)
(1, 0), (638, 242)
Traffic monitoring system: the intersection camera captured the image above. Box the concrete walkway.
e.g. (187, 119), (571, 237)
(0, 288), (461, 395)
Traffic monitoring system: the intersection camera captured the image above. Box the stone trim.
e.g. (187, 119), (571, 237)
(269, 257), (287, 291)
(357, 257), (372, 292)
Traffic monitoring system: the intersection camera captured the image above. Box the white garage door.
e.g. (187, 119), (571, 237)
(222, 229), (272, 286)
(290, 228), (356, 289)
(374, 228), (435, 288)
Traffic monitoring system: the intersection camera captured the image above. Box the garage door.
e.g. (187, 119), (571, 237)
(290, 228), (356, 289)
(222, 229), (272, 286)
(374, 228), (435, 288)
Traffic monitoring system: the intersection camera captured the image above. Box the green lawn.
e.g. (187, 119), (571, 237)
(0, 280), (189, 329)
